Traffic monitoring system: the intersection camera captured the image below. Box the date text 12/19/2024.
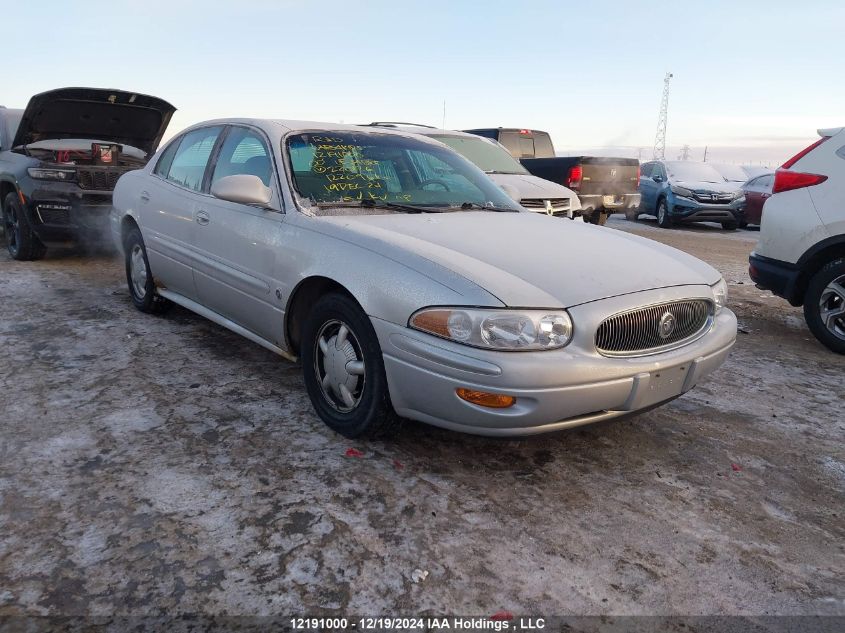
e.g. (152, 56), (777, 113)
(290, 617), (547, 631)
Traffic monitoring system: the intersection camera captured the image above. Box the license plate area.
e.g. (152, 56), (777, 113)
(623, 364), (691, 411)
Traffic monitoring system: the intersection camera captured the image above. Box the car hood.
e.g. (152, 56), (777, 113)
(675, 179), (741, 193)
(487, 173), (578, 201)
(319, 211), (720, 307)
(12, 87), (176, 156)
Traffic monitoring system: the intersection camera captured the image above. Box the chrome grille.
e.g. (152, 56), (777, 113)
(692, 191), (734, 204)
(520, 198), (571, 215)
(595, 299), (713, 356)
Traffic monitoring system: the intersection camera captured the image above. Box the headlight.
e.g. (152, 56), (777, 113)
(410, 307), (573, 350)
(711, 278), (728, 313)
(27, 168), (76, 181)
(670, 185), (694, 198)
(732, 191), (745, 201)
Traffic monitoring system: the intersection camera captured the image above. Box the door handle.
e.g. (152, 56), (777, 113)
(140, 190), (150, 202)
(196, 210), (210, 226)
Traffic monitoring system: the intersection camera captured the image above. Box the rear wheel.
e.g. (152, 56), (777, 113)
(587, 210), (608, 226)
(3, 192), (46, 261)
(657, 198), (673, 228)
(803, 259), (845, 354)
(625, 207), (640, 222)
(301, 292), (400, 438)
(124, 226), (169, 314)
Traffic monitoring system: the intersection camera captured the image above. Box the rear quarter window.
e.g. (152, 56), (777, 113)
(165, 126), (223, 191)
(532, 132), (555, 158)
(154, 138), (180, 177)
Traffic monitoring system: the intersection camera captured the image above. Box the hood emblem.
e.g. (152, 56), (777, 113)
(658, 312), (676, 339)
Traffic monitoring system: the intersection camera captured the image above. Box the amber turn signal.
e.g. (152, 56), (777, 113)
(456, 388), (516, 409)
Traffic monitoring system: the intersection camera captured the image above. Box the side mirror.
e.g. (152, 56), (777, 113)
(652, 174), (663, 183)
(211, 174), (272, 206)
(499, 183), (521, 202)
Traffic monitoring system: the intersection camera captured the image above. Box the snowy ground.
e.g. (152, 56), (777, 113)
(0, 219), (843, 618)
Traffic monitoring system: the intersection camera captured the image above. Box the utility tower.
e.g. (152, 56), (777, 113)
(653, 72), (673, 160)
(679, 144), (691, 160)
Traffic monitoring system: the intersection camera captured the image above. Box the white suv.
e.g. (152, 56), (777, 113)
(749, 127), (845, 353)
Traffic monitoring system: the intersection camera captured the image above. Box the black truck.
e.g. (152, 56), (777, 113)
(0, 87), (175, 260)
(464, 128), (641, 225)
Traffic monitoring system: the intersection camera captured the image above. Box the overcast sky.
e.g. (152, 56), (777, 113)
(5, 0), (842, 165)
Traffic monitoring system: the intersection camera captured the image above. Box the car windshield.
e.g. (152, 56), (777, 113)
(429, 135), (528, 175)
(665, 161), (727, 184)
(711, 163), (748, 182)
(286, 131), (521, 214)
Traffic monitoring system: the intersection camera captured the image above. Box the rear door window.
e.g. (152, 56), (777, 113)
(166, 126), (223, 192)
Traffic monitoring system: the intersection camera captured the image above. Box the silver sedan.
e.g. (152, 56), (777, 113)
(112, 119), (737, 437)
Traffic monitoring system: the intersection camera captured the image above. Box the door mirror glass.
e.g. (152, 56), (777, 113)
(211, 174), (272, 206)
(652, 174), (663, 182)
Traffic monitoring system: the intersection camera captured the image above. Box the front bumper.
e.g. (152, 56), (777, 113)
(669, 196), (743, 223)
(749, 252), (803, 305)
(24, 183), (114, 245)
(373, 286), (737, 436)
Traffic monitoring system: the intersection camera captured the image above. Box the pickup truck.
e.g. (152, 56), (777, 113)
(464, 128), (640, 225)
(0, 87), (174, 260)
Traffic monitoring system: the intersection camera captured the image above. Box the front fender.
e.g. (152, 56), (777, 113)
(282, 215), (503, 327)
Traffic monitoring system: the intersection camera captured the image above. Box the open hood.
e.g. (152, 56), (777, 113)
(12, 87), (175, 155)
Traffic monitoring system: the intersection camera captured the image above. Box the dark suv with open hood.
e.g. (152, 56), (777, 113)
(0, 87), (175, 260)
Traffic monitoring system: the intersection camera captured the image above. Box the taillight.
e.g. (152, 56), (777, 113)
(772, 169), (828, 194)
(636, 165), (641, 182)
(781, 136), (829, 169)
(567, 165), (582, 190)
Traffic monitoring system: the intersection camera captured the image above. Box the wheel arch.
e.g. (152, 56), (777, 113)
(285, 276), (359, 357)
(795, 237), (845, 304)
(0, 179), (20, 208)
(120, 214), (141, 247)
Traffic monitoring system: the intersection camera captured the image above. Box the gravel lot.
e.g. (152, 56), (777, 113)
(0, 217), (843, 618)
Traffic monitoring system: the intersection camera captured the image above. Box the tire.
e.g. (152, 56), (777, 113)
(657, 198), (673, 228)
(587, 210), (607, 226)
(625, 207), (640, 222)
(721, 221), (738, 231)
(3, 192), (46, 261)
(123, 226), (169, 314)
(301, 292), (400, 438)
(803, 258), (845, 354)
(738, 219), (748, 229)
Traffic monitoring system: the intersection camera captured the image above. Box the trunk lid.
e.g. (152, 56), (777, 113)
(12, 87), (175, 156)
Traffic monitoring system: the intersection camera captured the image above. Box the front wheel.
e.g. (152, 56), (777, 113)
(301, 293), (399, 438)
(803, 259), (845, 354)
(3, 193), (46, 261)
(657, 198), (673, 228)
(721, 221), (738, 231)
(124, 226), (169, 314)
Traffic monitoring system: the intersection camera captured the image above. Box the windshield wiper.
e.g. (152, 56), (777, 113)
(314, 199), (446, 213)
(484, 170), (524, 175)
(457, 202), (520, 213)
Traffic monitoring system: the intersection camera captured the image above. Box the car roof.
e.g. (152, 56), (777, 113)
(362, 122), (480, 139)
(179, 118), (440, 138)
